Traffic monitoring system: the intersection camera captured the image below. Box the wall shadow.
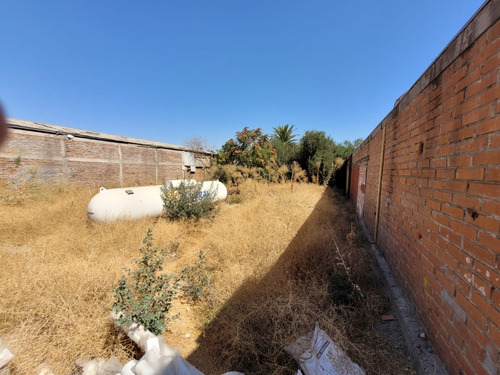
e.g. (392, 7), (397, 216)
(185, 187), (388, 374)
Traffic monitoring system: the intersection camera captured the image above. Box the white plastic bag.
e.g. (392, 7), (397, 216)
(0, 337), (14, 369)
(285, 323), (365, 375)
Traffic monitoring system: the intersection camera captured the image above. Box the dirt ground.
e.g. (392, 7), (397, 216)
(0, 180), (415, 374)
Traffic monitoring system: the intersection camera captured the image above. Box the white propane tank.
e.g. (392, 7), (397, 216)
(87, 180), (227, 223)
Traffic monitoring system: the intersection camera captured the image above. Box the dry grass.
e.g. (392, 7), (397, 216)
(0, 180), (413, 374)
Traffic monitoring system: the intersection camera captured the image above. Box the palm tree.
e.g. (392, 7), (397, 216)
(272, 124), (297, 144)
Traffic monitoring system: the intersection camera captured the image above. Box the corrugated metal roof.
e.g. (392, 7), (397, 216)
(6, 118), (213, 155)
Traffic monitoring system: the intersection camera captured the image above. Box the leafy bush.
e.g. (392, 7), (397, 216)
(299, 130), (337, 185)
(161, 180), (217, 220)
(271, 124), (300, 167)
(218, 127), (275, 168)
(113, 229), (179, 335)
(271, 139), (300, 166)
(327, 270), (362, 306)
(181, 250), (214, 303)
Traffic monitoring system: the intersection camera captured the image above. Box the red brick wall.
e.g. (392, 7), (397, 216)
(350, 4), (499, 374)
(0, 121), (211, 186)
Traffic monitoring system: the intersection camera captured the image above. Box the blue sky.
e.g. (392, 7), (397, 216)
(0, 1), (485, 149)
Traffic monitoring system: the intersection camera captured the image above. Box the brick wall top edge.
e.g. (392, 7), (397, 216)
(352, 0), (498, 157)
(6, 118), (213, 156)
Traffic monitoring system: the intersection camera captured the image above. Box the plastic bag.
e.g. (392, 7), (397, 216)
(285, 323), (365, 375)
(0, 337), (14, 369)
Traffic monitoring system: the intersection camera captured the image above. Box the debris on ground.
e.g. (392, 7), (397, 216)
(381, 315), (394, 321)
(0, 338), (14, 374)
(285, 323), (365, 375)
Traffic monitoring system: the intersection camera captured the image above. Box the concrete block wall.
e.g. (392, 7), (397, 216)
(349, 2), (499, 374)
(0, 119), (211, 186)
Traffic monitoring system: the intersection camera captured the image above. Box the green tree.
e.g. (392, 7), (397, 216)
(272, 124), (297, 144)
(271, 139), (300, 166)
(218, 127), (275, 168)
(271, 124), (299, 166)
(334, 138), (364, 158)
(299, 130), (337, 184)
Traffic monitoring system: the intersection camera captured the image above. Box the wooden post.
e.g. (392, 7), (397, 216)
(374, 126), (386, 244)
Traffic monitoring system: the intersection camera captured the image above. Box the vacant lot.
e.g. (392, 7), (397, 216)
(0, 180), (413, 374)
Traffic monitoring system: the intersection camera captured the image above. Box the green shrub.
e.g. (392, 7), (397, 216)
(299, 130), (337, 185)
(161, 180), (217, 220)
(181, 250), (214, 303)
(218, 127), (275, 168)
(327, 270), (362, 306)
(113, 229), (179, 335)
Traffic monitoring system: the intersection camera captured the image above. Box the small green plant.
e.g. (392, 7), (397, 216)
(161, 180), (217, 220)
(181, 250), (214, 303)
(113, 229), (180, 335)
(328, 270), (362, 306)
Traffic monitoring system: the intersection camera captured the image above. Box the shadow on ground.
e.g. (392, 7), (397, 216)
(186, 188), (414, 375)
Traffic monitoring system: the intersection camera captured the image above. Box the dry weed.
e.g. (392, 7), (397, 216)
(0, 181), (413, 374)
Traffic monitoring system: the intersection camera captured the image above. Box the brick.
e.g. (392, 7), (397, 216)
(482, 53), (500, 75)
(447, 154), (471, 167)
(471, 290), (500, 324)
(465, 214), (500, 233)
(463, 239), (496, 266)
(476, 117), (500, 135)
(474, 261), (500, 289)
(491, 134), (500, 148)
(432, 133), (450, 147)
(426, 198), (441, 210)
(450, 65), (468, 86)
(465, 69), (498, 98)
(429, 157), (446, 168)
(470, 272), (492, 298)
(479, 84), (500, 106)
(459, 136), (489, 153)
(446, 263), (471, 297)
(448, 243), (472, 267)
(420, 187), (434, 198)
(469, 183), (500, 199)
(450, 220), (477, 240)
(456, 291), (488, 329)
(443, 180), (468, 193)
(434, 190), (452, 203)
(456, 320), (484, 360)
(471, 104), (496, 124)
(433, 211), (450, 227)
(439, 226), (462, 246)
(455, 168), (484, 181)
(490, 323), (500, 346)
(455, 68), (482, 94)
(421, 169), (435, 178)
(441, 118), (462, 134)
(473, 150), (500, 166)
(481, 200), (500, 216)
(437, 246), (459, 272)
(436, 169), (455, 179)
(453, 195), (481, 212)
(485, 167), (500, 182)
(442, 204), (464, 220)
(417, 159), (430, 168)
(478, 232), (500, 253)
(493, 288), (500, 307)
(450, 125), (475, 142)
(464, 346), (490, 375)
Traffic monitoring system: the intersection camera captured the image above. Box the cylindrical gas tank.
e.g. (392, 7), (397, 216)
(166, 179), (228, 201)
(87, 180), (227, 223)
